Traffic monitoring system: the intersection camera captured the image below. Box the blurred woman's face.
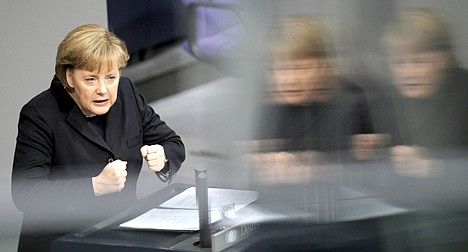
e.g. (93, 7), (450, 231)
(389, 50), (449, 98)
(66, 65), (120, 117)
(268, 56), (335, 105)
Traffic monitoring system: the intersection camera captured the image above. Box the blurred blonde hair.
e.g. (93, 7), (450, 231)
(269, 14), (334, 59)
(382, 8), (452, 54)
(55, 24), (130, 90)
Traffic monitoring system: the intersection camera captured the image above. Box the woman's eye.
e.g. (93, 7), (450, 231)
(106, 76), (117, 82)
(85, 78), (96, 83)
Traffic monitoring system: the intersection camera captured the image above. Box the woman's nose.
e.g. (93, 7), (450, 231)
(96, 80), (108, 94)
(279, 70), (299, 86)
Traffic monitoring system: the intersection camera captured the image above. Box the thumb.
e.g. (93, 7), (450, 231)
(140, 145), (149, 157)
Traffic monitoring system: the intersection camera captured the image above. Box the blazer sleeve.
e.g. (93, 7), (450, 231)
(127, 79), (186, 181)
(11, 103), (95, 214)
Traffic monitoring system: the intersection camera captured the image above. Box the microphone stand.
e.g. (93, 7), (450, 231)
(195, 166), (211, 248)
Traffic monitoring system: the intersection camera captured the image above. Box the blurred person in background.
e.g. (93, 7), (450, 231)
(11, 24), (185, 251)
(248, 15), (383, 186)
(381, 8), (468, 178)
(363, 9), (468, 251)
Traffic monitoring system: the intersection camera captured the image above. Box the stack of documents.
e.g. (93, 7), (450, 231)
(119, 187), (258, 231)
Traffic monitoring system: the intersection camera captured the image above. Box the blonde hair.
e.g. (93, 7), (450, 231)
(269, 15), (334, 59)
(382, 8), (452, 54)
(55, 24), (130, 89)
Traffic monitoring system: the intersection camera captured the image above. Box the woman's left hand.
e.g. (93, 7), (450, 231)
(140, 144), (167, 172)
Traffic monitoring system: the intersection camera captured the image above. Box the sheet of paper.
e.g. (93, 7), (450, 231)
(119, 187), (258, 231)
(119, 208), (222, 231)
(159, 187), (258, 211)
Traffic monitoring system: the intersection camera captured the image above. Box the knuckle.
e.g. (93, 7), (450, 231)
(148, 145), (157, 153)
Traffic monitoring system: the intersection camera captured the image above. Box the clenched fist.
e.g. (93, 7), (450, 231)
(390, 145), (437, 178)
(248, 151), (330, 184)
(140, 144), (167, 172)
(351, 133), (389, 160)
(92, 159), (127, 196)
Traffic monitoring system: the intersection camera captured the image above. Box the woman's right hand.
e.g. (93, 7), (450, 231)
(92, 160), (127, 196)
(248, 150), (331, 184)
(390, 145), (436, 178)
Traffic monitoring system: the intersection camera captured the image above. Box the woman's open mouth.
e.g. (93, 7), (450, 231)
(93, 99), (109, 106)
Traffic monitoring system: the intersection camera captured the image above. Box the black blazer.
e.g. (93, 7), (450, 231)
(12, 76), (185, 233)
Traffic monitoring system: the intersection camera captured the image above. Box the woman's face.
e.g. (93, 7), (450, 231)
(389, 50), (449, 98)
(268, 56), (335, 105)
(66, 66), (120, 117)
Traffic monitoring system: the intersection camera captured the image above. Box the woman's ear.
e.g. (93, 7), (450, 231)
(66, 68), (74, 88)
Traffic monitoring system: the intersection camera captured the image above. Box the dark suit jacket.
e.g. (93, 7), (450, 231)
(12, 76), (185, 234)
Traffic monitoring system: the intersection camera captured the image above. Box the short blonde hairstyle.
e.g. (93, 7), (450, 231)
(55, 24), (130, 89)
(268, 15), (334, 59)
(382, 8), (452, 54)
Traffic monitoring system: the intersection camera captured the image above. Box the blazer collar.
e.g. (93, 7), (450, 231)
(67, 106), (113, 153)
(103, 96), (123, 150)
